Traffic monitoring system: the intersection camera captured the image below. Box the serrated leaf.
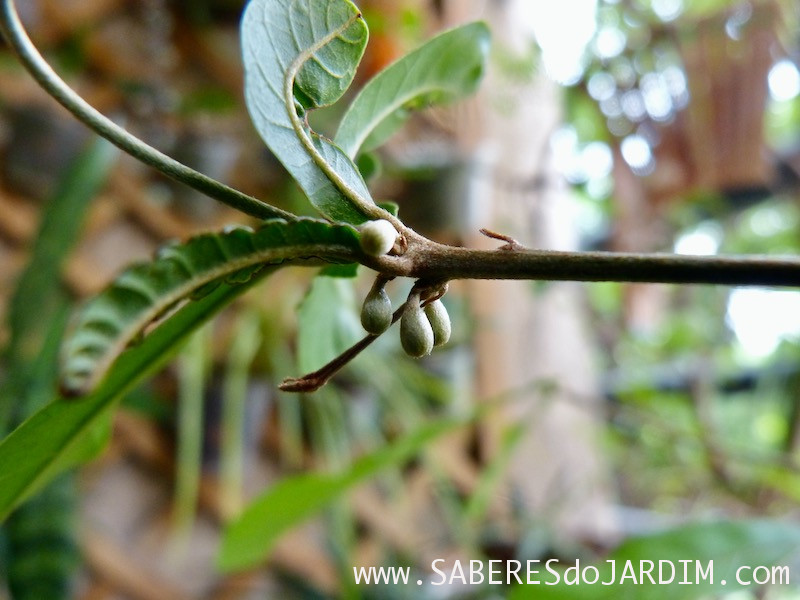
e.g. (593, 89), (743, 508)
(61, 219), (361, 396)
(0, 277), (265, 522)
(218, 417), (464, 572)
(241, 0), (378, 224)
(335, 22), (490, 158)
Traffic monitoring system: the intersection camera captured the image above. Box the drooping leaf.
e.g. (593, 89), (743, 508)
(60, 218), (361, 396)
(1, 138), (118, 427)
(220, 309), (263, 516)
(218, 417), (465, 572)
(335, 22), (490, 158)
(173, 324), (212, 541)
(241, 0), (381, 224)
(508, 519), (800, 600)
(4, 474), (79, 600)
(0, 276), (268, 522)
(0, 138), (118, 600)
(297, 275), (361, 373)
(464, 422), (525, 522)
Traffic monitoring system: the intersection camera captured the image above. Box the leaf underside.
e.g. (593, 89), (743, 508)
(60, 218), (361, 396)
(241, 0), (375, 224)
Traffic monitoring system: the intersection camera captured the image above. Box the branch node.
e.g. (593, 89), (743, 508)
(418, 281), (449, 307)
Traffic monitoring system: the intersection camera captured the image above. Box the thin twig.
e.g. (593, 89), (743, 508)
(280, 303), (406, 393)
(479, 228), (523, 251)
(0, 0), (294, 221)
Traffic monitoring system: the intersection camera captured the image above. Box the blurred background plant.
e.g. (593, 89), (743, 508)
(0, 0), (800, 599)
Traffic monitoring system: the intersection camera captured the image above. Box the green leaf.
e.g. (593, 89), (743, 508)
(0, 138), (118, 600)
(319, 262), (359, 278)
(218, 418), (465, 572)
(4, 138), (118, 363)
(1, 138), (118, 427)
(4, 473), (79, 600)
(173, 324), (212, 540)
(220, 310), (263, 516)
(464, 423), (525, 522)
(60, 218), (361, 396)
(296, 275), (361, 373)
(0, 276), (267, 522)
(355, 151), (382, 182)
(508, 519), (800, 600)
(241, 0), (378, 224)
(377, 201), (399, 217)
(335, 22), (490, 158)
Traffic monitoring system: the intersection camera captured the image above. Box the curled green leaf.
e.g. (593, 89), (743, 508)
(60, 219), (361, 396)
(241, 0), (381, 224)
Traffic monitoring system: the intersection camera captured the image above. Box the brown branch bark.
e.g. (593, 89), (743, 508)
(365, 234), (800, 288)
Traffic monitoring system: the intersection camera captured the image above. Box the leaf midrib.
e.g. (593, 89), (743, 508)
(282, 12), (388, 222)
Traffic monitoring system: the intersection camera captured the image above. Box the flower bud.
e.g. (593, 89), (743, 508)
(400, 296), (434, 358)
(359, 219), (398, 256)
(361, 282), (392, 334)
(424, 299), (451, 347)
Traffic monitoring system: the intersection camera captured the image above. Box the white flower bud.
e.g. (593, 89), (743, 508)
(400, 296), (434, 358)
(359, 219), (398, 256)
(361, 283), (392, 334)
(424, 299), (451, 347)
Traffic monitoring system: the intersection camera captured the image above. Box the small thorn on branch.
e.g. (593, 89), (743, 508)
(479, 228), (524, 251)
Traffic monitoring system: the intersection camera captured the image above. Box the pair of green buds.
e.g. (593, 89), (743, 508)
(360, 280), (451, 357)
(358, 220), (451, 357)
